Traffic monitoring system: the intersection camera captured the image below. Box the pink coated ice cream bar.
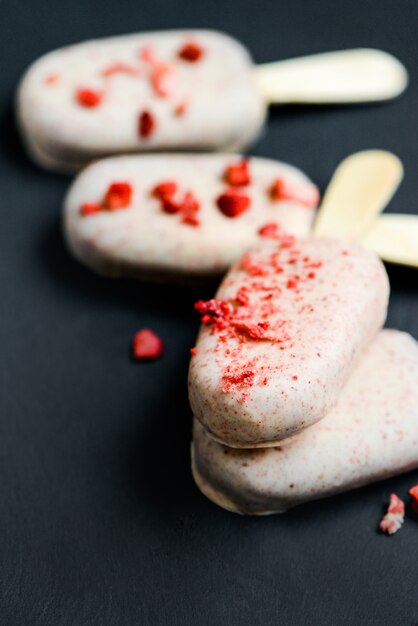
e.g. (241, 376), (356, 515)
(192, 330), (418, 515)
(63, 154), (319, 281)
(188, 237), (389, 447)
(17, 31), (266, 171)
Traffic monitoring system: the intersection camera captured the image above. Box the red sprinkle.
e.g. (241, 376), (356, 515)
(224, 159), (251, 187)
(152, 181), (178, 201)
(217, 189), (250, 218)
(132, 329), (163, 360)
(151, 64), (176, 97)
(104, 182), (133, 210)
(101, 62), (140, 77)
(409, 485), (418, 514)
(178, 41), (205, 62)
(76, 88), (103, 108)
(258, 222), (281, 239)
(80, 202), (102, 216)
(270, 178), (319, 207)
(139, 111), (155, 138)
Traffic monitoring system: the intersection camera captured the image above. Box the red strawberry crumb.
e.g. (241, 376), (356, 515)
(174, 101), (188, 116)
(139, 45), (158, 64)
(217, 189), (250, 218)
(292, 375), (298, 381)
(380, 493), (405, 535)
(287, 278), (299, 290)
(409, 485), (418, 514)
(178, 41), (205, 62)
(101, 62), (140, 77)
(190, 348), (197, 356)
(76, 88), (103, 108)
(270, 178), (319, 207)
(224, 159), (251, 186)
(132, 329), (163, 360)
(104, 182), (133, 210)
(44, 73), (59, 85)
(139, 111), (155, 138)
(151, 64), (176, 97)
(258, 223), (280, 239)
(80, 202), (102, 216)
(152, 181), (178, 201)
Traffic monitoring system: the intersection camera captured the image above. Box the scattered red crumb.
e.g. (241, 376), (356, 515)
(190, 348), (197, 356)
(139, 45), (158, 64)
(235, 287), (250, 307)
(292, 375), (298, 381)
(307, 272), (316, 279)
(217, 189), (250, 218)
(258, 222), (281, 239)
(380, 493), (405, 535)
(279, 234), (296, 249)
(104, 182), (133, 210)
(80, 202), (102, 216)
(101, 62), (140, 77)
(240, 256), (269, 277)
(132, 329), (163, 360)
(270, 178), (319, 207)
(139, 111), (155, 138)
(342, 250), (349, 256)
(223, 368), (255, 393)
(151, 64), (176, 97)
(174, 100), (188, 116)
(409, 485), (418, 514)
(224, 159), (251, 186)
(286, 278), (299, 290)
(178, 41), (205, 62)
(76, 88), (103, 108)
(152, 181), (178, 201)
(195, 299), (232, 328)
(44, 73), (59, 85)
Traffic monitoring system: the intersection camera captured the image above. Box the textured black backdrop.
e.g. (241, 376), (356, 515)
(1, 1), (418, 624)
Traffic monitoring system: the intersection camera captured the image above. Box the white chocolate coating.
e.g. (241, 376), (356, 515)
(63, 154), (318, 281)
(189, 238), (389, 446)
(17, 30), (266, 171)
(192, 330), (418, 514)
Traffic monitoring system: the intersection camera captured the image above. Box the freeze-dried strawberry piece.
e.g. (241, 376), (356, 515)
(139, 111), (155, 138)
(174, 100), (188, 116)
(44, 73), (59, 85)
(270, 178), (319, 207)
(152, 181), (178, 201)
(104, 182), (133, 210)
(217, 189), (250, 218)
(224, 159), (251, 186)
(80, 202), (102, 216)
(258, 222), (281, 239)
(132, 329), (163, 360)
(76, 88), (102, 108)
(178, 41), (204, 62)
(101, 62), (140, 77)
(379, 493), (405, 535)
(409, 484), (418, 514)
(139, 45), (158, 64)
(151, 64), (176, 97)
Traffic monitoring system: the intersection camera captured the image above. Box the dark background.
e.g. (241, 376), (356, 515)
(1, 0), (417, 624)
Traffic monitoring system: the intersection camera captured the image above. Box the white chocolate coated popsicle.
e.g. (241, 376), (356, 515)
(188, 238), (389, 446)
(17, 30), (266, 171)
(192, 330), (418, 515)
(63, 154), (318, 281)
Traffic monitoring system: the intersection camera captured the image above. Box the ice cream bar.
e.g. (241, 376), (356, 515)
(189, 237), (389, 447)
(17, 30), (408, 172)
(63, 154), (319, 281)
(192, 330), (418, 515)
(17, 31), (265, 171)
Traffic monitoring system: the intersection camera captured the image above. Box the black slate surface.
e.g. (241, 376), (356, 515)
(1, 1), (418, 624)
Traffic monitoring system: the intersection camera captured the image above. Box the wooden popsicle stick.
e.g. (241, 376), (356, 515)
(362, 214), (418, 268)
(254, 49), (408, 104)
(313, 150), (403, 240)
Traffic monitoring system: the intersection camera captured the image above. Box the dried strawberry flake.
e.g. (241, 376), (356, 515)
(76, 88), (103, 108)
(104, 182), (133, 210)
(217, 189), (250, 218)
(139, 111), (155, 138)
(151, 64), (176, 97)
(409, 485), (418, 514)
(224, 159), (251, 186)
(258, 223), (281, 239)
(80, 202), (102, 216)
(178, 41), (205, 62)
(132, 329), (163, 360)
(380, 493), (405, 535)
(270, 178), (319, 208)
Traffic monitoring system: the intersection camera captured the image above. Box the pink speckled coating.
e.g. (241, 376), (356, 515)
(188, 238), (389, 446)
(17, 30), (266, 171)
(63, 154), (318, 281)
(192, 330), (418, 514)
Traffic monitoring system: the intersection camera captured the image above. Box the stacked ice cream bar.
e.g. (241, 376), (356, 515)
(189, 236), (418, 514)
